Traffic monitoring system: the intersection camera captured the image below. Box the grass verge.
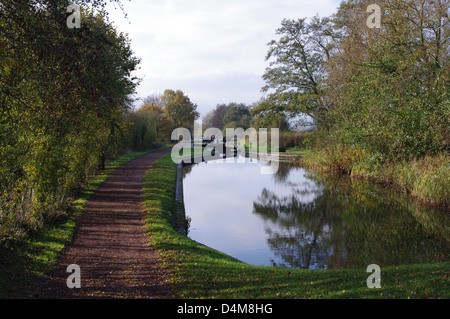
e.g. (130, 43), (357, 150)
(297, 146), (449, 209)
(142, 153), (450, 299)
(0, 147), (170, 298)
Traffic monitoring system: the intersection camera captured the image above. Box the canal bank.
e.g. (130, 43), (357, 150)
(141, 152), (449, 299)
(295, 148), (449, 211)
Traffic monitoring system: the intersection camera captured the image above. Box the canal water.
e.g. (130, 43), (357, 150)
(182, 156), (449, 269)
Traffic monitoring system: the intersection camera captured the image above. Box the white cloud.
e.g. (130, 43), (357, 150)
(106, 0), (341, 116)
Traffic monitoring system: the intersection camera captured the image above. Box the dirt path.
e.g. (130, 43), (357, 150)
(37, 148), (174, 299)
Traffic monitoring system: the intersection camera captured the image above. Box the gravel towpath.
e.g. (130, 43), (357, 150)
(38, 148), (174, 299)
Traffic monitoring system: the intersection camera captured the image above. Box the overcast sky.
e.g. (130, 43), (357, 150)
(105, 0), (341, 118)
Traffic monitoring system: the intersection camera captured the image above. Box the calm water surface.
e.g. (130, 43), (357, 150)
(182, 157), (449, 269)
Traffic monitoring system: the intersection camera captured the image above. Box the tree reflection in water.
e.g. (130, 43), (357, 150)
(252, 166), (449, 269)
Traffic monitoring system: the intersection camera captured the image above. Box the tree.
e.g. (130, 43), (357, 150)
(203, 103), (252, 130)
(0, 0), (140, 243)
(327, 0), (449, 159)
(262, 16), (337, 125)
(124, 98), (172, 149)
(202, 103), (232, 129)
(250, 96), (290, 131)
(161, 89), (199, 132)
(202, 109), (215, 129)
(222, 103), (251, 129)
(142, 93), (163, 108)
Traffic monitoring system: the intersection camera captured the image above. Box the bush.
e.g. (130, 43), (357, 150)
(279, 131), (308, 149)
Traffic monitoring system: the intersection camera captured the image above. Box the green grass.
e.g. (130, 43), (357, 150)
(142, 153), (450, 299)
(243, 142), (274, 153)
(172, 144), (206, 160)
(285, 147), (311, 155)
(0, 146), (170, 298)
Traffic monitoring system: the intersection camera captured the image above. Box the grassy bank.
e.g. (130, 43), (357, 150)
(142, 153), (449, 299)
(297, 145), (449, 210)
(0, 147), (169, 298)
